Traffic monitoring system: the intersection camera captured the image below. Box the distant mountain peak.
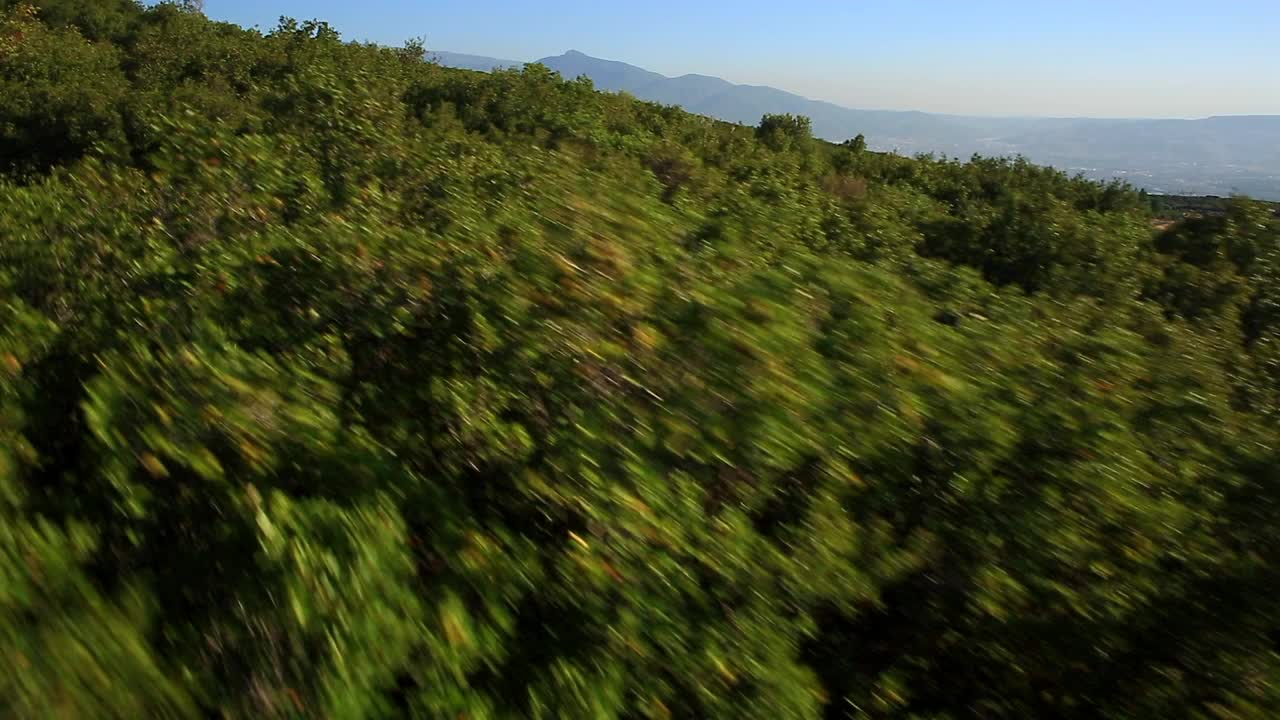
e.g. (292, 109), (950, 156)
(533, 50), (667, 91)
(540, 50), (652, 70)
(425, 50), (522, 72)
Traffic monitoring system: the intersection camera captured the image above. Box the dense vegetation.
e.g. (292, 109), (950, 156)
(1148, 193), (1280, 220)
(3, 2), (1280, 718)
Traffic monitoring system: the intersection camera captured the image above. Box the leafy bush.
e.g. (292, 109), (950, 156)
(0, 4), (128, 175)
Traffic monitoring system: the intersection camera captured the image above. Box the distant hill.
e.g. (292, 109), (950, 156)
(426, 50), (521, 72)
(432, 49), (1280, 200)
(539, 49), (668, 92)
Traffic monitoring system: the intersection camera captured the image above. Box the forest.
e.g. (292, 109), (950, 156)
(2, 2), (1280, 718)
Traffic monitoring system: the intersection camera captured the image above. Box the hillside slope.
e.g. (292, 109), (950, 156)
(4, 3), (1280, 718)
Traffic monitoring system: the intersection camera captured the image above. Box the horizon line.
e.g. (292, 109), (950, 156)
(427, 48), (1280, 123)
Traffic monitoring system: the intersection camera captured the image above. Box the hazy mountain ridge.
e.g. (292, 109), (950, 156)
(430, 49), (1280, 199)
(426, 50), (522, 72)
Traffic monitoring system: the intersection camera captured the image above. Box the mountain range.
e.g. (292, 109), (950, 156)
(428, 50), (1280, 200)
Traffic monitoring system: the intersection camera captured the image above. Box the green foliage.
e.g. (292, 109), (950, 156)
(2, 6), (1279, 719)
(0, 4), (129, 176)
(757, 112), (815, 153)
(0, 0), (143, 42)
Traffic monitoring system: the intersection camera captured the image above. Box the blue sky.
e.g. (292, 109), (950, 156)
(203, 1), (1280, 118)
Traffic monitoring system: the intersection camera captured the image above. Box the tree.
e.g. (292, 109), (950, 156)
(0, 4), (128, 176)
(756, 112), (813, 152)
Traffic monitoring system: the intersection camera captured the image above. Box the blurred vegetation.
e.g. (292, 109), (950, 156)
(1148, 192), (1280, 220)
(2, 2), (1280, 718)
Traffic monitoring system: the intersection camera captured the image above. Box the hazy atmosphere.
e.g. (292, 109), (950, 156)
(210, 0), (1280, 118)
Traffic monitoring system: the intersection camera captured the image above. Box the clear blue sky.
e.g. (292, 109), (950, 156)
(202, 0), (1280, 118)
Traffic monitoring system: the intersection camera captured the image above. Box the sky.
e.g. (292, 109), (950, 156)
(202, 1), (1280, 119)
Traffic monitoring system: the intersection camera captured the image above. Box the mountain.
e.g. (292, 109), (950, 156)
(435, 50), (1280, 199)
(426, 50), (521, 72)
(532, 51), (941, 144)
(541, 49), (668, 91)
